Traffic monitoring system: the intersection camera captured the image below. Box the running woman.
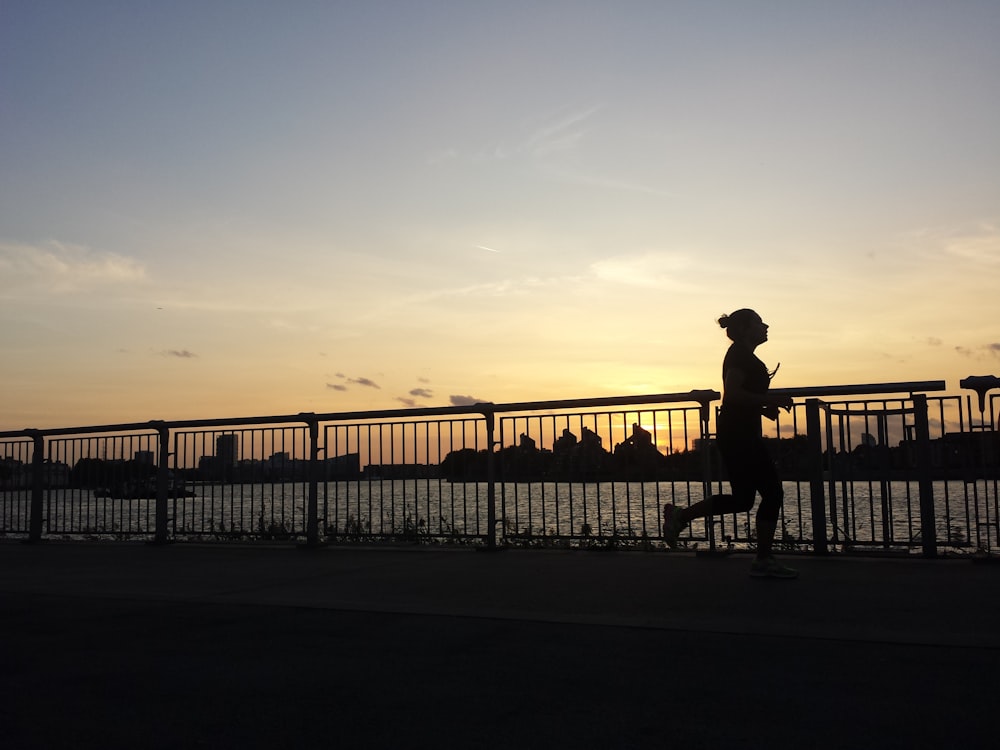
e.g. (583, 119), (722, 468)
(663, 309), (798, 578)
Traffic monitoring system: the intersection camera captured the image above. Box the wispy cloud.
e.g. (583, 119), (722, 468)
(0, 241), (145, 295)
(955, 343), (1000, 360)
(392, 273), (581, 311)
(436, 104), (604, 163)
(590, 251), (701, 292)
(944, 224), (1000, 265)
(162, 349), (197, 359)
(541, 167), (680, 198)
(394, 385), (435, 408)
(904, 222), (1000, 267)
(347, 377), (381, 389)
(450, 394), (488, 406)
(518, 104), (604, 158)
(326, 374), (381, 391)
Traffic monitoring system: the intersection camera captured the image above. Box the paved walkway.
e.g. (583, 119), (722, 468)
(2, 542), (998, 749)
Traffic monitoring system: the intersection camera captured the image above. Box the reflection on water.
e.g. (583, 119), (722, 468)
(3, 479), (995, 551)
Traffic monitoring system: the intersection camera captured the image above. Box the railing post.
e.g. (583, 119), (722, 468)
(26, 430), (45, 543)
(912, 394), (937, 558)
(698, 396), (719, 554)
(302, 414), (321, 547)
(150, 421), (171, 544)
(805, 399), (829, 555)
(484, 409), (498, 550)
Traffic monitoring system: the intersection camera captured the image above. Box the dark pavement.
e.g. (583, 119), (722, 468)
(1, 542), (998, 749)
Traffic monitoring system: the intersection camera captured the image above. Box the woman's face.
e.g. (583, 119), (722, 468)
(741, 314), (769, 347)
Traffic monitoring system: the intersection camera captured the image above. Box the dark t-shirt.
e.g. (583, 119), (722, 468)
(717, 343), (770, 440)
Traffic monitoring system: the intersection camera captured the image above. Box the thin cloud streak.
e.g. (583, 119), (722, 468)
(521, 104), (604, 157)
(347, 377), (381, 389)
(0, 241), (146, 294)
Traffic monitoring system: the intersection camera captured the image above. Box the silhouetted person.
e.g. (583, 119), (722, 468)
(663, 309), (797, 578)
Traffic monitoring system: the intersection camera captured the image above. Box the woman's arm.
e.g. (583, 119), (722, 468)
(724, 367), (794, 412)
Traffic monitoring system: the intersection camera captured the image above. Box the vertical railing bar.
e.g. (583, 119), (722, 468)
(386, 422), (394, 536)
(234, 428), (243, 536)
(467, 419), (475, 538)
(459, 418), (468, 536)
(498, 416), (508, 542)
(272, 428), (280, 532)
(205, 431), (214, 536)
(364, 424), (371, 536)
(321, 424), (330, 538)
(446, 420), (455, 537)
(624, 410), (632, 536)
(351, 425), (358, 536)
(152, 422), (169, 544)
(295, 426), (302, 534)
(842, 407), (855, 542)
(414, 422), (422, 535)
(204, 430), (213, 536)
(537, 414), (548, 538)
(423, 421), (431, 537)
(220, 429), (229, 536)
(274, 427), (283, 532)
(372, 423), (380, 535)
(842, 408), (854, 543)
(681, 408), (690, 540)
(172, 430), (181, 538)
(655, 409), (665, 532)
(698, 395), (716, 552)
(572, 415), (580, 536)
(913, 393), (937, 558)
(806, 399), (828, 555)
(484, 409), (496, 549)
(861, 405), (874, 545)
(430, 420), (439, 537)
(934, 398), (951, 547)
(27, 430), (44, 542)
(304, 416), (319, 546)
(994, 393), (1000, 551)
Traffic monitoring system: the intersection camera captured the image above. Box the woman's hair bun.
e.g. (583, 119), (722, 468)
(717, 314), (730, 329)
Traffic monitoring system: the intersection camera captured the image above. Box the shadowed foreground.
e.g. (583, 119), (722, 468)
(1, 543), (997, 749)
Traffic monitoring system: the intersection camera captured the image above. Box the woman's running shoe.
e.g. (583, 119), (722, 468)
(750, 556), (798, 579)
(662, 504), (685, 548)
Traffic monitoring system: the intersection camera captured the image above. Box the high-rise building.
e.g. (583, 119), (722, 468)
(134, 450), (155, 466)
(216, 434), (239, 466)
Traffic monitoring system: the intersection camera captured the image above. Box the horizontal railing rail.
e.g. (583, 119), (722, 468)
(2, 379), (997, 557)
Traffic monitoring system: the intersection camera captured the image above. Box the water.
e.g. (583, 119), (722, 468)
(3, 479), (997, 551)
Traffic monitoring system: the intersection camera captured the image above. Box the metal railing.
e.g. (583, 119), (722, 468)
(2, 378), (998, 557)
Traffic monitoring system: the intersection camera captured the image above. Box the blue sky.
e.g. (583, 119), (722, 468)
(2, 1), (999, 429)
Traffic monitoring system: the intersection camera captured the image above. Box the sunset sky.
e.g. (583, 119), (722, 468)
(2, 1), (999, 432)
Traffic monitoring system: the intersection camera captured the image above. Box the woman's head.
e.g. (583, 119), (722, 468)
(718, 308), (768, 345)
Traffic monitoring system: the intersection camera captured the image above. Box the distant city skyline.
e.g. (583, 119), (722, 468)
(4, 418), (995, 493)
(2, 1), (998, 431)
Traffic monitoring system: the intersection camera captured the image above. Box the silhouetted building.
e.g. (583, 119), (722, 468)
(216, 434), (239, 466)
